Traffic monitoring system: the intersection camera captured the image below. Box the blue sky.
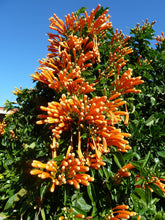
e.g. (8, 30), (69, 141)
(0, 0), (164, 106)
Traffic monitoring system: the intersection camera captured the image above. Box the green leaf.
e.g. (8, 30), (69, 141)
(4, 194), (17, 210)
(157, 151), (165, 159)
(72, 196), (92, 213)
(98, 168), (103, 178)
(145, 186), (152, 206)
(4, 159), (13, 167)
(87, 184), (94, 203)
(102, 166), (110, 179)
(40, 184), (48, 201)
(87, 183), (97, 205)
(23, 142), (35, 151)
(113, 152), (125, 169)
(0, 213), (8, 218)
(134, 178), (144, 186)
(72, 207), (86, 216)
(145, 114), (155, 126)
(131, 161), (143, 170)
(133, 188), (147, 204)
(150, 97), (156, 106)
(75, 7), (87, 17)
(142, 151), (151, 168)
(15, 188), (27, 202)
(41, 209), (46, 220)
(148, 183), (165, 197)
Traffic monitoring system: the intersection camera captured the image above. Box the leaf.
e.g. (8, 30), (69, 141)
(133, 188), (147, 204)
(23, 142), (35, 151)
(157, 151), (165, 159)
(102, 166), (110, 179)
(148, 183), (165, 197)
(134, 178), (144, 186)
(143, 72), (154, 80)
(72, 207), (86, 216)
(87, 183), (96, 205)
(131, 161), (143, 170)
(0, 213), (8, 218)
(40, 184), (48, 201)
(98, 168), (103, 178)
(113, 152), (125, 169)
(142, 151), (151, 168)
(72, 196), (92, 213)
(41, 209), (46, 220)
(75, 7), (87, 17)
(145, 114), (155, 126)
(150, 97), (156, 106)
(145, 186), (152, 206)
(15, 188), (27, 202)
(4, 194), (17, 210)
(4, 159), (13, 167)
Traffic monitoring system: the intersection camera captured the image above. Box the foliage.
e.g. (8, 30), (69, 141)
(0, 5), (165, 220)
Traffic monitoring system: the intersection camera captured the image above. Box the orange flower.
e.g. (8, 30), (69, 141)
(135, 175), (165, 194)
(59, 207), (91, 219)
(155, 32), (165, 45)
(111, 68), (144, 95)
(49, 4), (111, 38)
(12, 86), (23, 95)
(113, 163), (134, 184)
(36, 94), (84, 138)
(0, 120), (7, 135)
(105, 205), (136, 220)
(30, 146), (93, 192)
(31, 5), (113, 93)
(37, 92), (132, 153)
(85, 139), (106, 170)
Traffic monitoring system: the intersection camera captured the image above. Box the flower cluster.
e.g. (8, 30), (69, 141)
(30, 5), (143, 199)
(155, 32), (165, 45)
(105, 205), (136, 220)
(12, 86), (23, 95)
(113, 163), (134, 184)
(134, 19), (156, 33)
(0, 120), (6, 135)
(136, 175), (165, 194)
(0, 120), (16, 140)
(31, 146), (94, 192)
(31, 4), (112, 96)
(37, 93), (132, 153)
(59, 206), (92, 220)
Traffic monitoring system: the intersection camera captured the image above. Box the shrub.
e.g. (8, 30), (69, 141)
(0, 5), (164, 220)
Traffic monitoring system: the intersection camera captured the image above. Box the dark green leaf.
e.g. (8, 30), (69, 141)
(145, 114), (155, 126)
(113, 152), (125, 168)
(157, 151), (165, 158)
(148, 183), (165, 197)
(142, 151), (151, 168)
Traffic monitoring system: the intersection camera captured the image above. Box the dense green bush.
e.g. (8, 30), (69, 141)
(0, 5), (165, 220)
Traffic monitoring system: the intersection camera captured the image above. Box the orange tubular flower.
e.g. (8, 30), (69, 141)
(31, 5), (113, 94)
(136, 175), (165, 194)
(113, 163), (135, 184)
(12, 86), (23, 95)
(85, 137), (106, 170)
(30, 147), (94, 192)
(111, 68), (144, 95)
(155, 32), (165, 45)
(37, 92), (132, 153)
(0, 120), (7, 135)
(105, 205), (136, 220)
(36, 94), (85, 138)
